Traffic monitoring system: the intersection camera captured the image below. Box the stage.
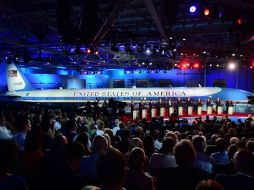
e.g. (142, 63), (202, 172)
(120, 110), (250, 123)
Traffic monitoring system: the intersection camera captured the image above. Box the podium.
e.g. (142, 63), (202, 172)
(228, 106), (234, 115)
(217, 106), (223, 115)
(142, 109), (148, 119)
(133, 110), (139, 120)
(160, 107), (166, 117)
(207, 106), (212, 114)
(187, 106), (193, 115)
(178, 106), (183, 116)
(151, 108), (157, 118)
(169, 107), (174, 116)
(197, 106), (202, 115)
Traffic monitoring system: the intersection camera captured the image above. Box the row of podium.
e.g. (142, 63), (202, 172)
(132, 106), (234, 120)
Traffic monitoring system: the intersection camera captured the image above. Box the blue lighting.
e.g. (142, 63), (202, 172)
(189, 5), (197, 13)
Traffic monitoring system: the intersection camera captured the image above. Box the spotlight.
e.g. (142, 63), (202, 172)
(237, 18), (243, 25)
(86, 48), (91, 54)
(145, 48), (151, 55)
(251, 61), (254, 68)
(189, 5), (197, 13)
(204, 8), (210, 16)
(228, 62), (236, 70)
(193, 63), (200, 69)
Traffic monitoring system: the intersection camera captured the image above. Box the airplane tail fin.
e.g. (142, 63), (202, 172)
(7, 63), (35, 91)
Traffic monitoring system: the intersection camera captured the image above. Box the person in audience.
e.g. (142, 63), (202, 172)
(63, 119), (78, 142)
(80, 135), (108, 180)
(13, 117), (31, 152)
(246, 139), (254, 154)
(18, 124), (44, 185)
(195, 179), (224, 190)
(96, 148), (126, 190)
(229, 137), (240, 146)
(149, 137), (177, 176)
(192, 135), (215, 174)
(143, 135), (155, 158)
(0, 140), (28, 190)
(215, 149), (254, 190)
(157, 139), (210, 190)
(152, 130), (162, 151)
(0, 113), (13, 140)
(73, 131), (92, 155)
(124, 147), (155, 190)
(96, 120), (105, 136)
(211, 138), (229, 164)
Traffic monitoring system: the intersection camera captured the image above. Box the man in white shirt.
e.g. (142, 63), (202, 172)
(0, 114), (12, 140)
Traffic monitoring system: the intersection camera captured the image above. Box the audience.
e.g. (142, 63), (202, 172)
(0, 102), (254, 190)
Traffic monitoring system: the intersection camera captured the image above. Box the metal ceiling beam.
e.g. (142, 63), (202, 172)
(143, 0), (166, 39)
(92, 0), (133, 45)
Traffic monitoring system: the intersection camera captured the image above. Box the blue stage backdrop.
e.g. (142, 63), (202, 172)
(0, 63), (253, 92)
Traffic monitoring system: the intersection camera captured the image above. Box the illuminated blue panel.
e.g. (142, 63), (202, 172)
(26, 74), (62, 89)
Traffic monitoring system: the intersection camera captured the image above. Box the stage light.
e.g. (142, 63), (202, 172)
(86, 48), (91, 54)
(145, 48), (151, 55)
(204, 8), (210, 16)
(237, 18), (243, 25)
(182, 38), (186, 41)
(232, 53), (236, 57)
(193, 63), (200, 69)
(228, 62), (237, 70)
(189, 5), (197, 13)
(149, 62), (152, 66)
(251, 61), (254, 68)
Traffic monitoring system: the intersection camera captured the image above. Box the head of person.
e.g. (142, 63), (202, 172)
(97, 121), (105, 131)
(246, 140), (254, 153)
(16, 117), (31, 133)
(228, 144), (238, 160)
(129, 147), (145, 170)
(92, 135), (108, 154)
(153, 130), (160, 140)
(63, 142), (85, 171)
(97, 148), (126, 188)
(229, 137), (240, 145)
(174, 139), (196, 168)
(160, 137), (176, 154)
(129, 137), (144, 153)
(233, 149), (254, 175)
(195, 180), (224, 190)
(192, 135), (206, 153)
(0, 140), (19, 175)
(215, 138), (227, 152)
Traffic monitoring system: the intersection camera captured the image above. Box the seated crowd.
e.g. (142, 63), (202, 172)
(0, 102), (254, 190)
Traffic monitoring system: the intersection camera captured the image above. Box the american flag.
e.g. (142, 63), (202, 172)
(8, 70), (17, 77)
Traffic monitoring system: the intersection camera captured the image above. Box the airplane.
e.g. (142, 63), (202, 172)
(3, 63), (254, 103)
